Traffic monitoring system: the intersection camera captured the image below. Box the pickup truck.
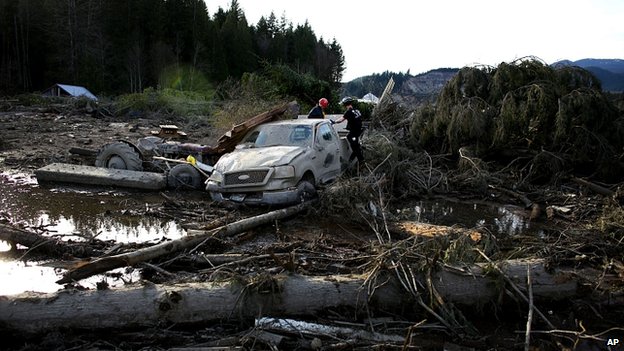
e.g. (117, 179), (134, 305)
(205, 118), (351, 205)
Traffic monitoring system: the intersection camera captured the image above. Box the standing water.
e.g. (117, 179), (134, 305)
(0, 171), (188, 295)
(1, 171), (542, 296)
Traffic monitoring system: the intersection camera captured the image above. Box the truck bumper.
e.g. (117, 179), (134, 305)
(208, 186), (302, 206)
(206, 182), (316, 206)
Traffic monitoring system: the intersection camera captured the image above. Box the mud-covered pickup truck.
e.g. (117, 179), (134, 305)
(206, 118), (351, 205)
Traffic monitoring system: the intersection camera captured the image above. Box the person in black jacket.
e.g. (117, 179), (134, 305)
(332, 97), (364, 163)
(307, 97), (329, 119)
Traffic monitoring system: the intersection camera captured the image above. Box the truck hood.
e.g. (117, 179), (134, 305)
(214, 146), (306, 172)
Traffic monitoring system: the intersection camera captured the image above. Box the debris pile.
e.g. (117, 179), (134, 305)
(1, 59), (624, 350)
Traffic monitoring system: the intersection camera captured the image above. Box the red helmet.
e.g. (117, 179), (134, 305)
(318, 98), (329, 109)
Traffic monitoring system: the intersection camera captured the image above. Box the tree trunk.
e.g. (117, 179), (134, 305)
(571, 177), (614, 196)
(0, 259), (607, 334)
(0, 223), (101, 258)
(35, 163), (168, 190)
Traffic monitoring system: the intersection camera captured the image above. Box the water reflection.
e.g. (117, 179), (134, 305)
(1, 172), (186, 244)
(0, 172), (187, 295)
(495, 206), (531, 235)
(23, 212), (184, 244)
(0, 259), (141, 295)
(0, 170), (544, 295)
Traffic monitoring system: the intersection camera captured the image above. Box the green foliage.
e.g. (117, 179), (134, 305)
(494, 83), (558, 149)
(262, 64), (333, 101)
(210, 78), (287, 137)
(357, 101), (375, 120)
(159, 65), (214, 93)
(432, 67), (492, 151)
(231, 63), (337, 114)
(115, 88), (213, 118)
(410, 103), (437, 147)
(437, 67), (491, 106)
(555, 66), (602, 93)
(0, 0), (345, 96)
(411, 58), (624, 183)
(554, 88), (621, 173)
(446, 97), (496, 154)
(16, 93), (57, 107)
(489, 58), (555, 103)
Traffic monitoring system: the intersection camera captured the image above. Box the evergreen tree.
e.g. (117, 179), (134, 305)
(219, 0), (254, 78)
(0, 0), (346, 95)
(292, 21), (316, 74)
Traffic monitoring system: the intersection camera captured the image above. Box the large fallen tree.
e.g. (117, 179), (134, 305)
(0, 258), (610, 334)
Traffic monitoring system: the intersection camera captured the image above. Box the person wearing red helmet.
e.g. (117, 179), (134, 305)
(307, 98), (329, 119)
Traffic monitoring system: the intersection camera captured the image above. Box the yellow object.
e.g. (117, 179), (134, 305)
(185, 154), (213, 174)
(186, 155), (196, 166)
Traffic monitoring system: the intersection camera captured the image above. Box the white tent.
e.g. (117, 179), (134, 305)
(359, 92), (379, 104)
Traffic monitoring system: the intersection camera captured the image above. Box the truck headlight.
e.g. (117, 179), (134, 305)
(273, 165), (295, 179)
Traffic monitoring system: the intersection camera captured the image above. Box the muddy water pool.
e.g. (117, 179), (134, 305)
(0, 171), (543, 296)
(0, 171), (189, 295)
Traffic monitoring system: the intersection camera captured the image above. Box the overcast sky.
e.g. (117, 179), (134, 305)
(205, 0), (624, 82)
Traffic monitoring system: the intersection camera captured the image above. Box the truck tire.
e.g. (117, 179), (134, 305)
(168, 164), (202, 189)
(297, 179), (317, 202)
(95, 142), (143, 171)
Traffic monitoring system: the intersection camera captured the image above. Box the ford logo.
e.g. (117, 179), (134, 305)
(238, 174), (250, 180)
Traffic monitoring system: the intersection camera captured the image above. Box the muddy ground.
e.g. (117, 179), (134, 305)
(1, 105), (623, 350)
(0, 107), (216, 170)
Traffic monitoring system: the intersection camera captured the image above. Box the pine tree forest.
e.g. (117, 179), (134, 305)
(0, 0), (345, 95)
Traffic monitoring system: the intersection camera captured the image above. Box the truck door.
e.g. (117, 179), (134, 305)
(314, 123), (341, 183)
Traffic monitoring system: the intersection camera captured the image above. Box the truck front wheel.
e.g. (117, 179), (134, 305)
(297, 174), (317, 202)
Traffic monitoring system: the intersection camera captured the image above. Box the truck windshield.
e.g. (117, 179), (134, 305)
(242, 124), (313, 147)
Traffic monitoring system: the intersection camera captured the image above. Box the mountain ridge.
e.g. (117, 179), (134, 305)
(343, 58), (624, 102)
(552, 58), (624, 91)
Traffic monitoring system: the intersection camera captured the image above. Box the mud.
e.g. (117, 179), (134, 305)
(0, 109), (216, 172)
(1, 107), (623, 350)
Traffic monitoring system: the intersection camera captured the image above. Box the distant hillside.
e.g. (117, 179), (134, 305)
(396, 68), (458, 104)
(552, 58), (624, 92)
(573, 58), (624, 74)
(341, 71), (410, 100)
(342, 68), (458, 105)
(345, 58), (624, 105)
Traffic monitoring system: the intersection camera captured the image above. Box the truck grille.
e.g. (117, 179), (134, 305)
(224, 169), (270, 186)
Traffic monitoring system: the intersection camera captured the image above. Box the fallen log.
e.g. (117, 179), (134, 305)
(2, 274), (392, 334)
(0, 223), (102, 258)
(56, 201), (314, 284)
(0, 259), (608, 334)
(571, 177), (615, 197)
(214, 101), (299, 154)
(35, 163), (167, 190)
(255, 317), (404, 344)
(389, 221), (482, 242)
